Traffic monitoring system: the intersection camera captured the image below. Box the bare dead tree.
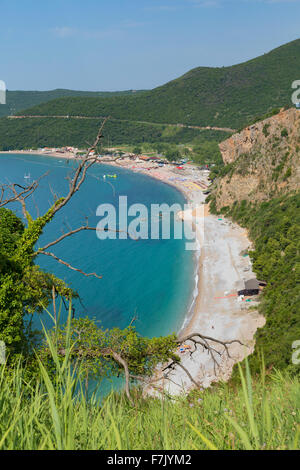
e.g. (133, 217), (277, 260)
(176, 332), (245, 376)
(36, 250), (104, 279)
(0, 176), (46, 211)
(1, 123), (246, 403)
(49, 118), (108, 218)
(0, 118), (137, 280)
(124, 333), (247, 399)
(118, 331), (245, 401)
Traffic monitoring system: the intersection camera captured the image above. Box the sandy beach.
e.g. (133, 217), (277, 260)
(103, 156), (265, 395)
(1, 149), (265, 394)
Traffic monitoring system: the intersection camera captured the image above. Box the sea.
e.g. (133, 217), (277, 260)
(0, 153), (197, 393)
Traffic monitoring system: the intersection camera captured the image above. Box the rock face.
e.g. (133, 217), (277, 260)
(214, 108), (300, 210)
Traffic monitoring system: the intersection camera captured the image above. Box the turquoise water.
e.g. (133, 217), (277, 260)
(0, 153), (195, 342)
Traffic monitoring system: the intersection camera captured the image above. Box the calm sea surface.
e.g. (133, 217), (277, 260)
(0, 153), (196, 391)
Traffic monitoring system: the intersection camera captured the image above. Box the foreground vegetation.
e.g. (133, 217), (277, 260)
(0, 324), (299, 450)
(1, 118), (299, 450)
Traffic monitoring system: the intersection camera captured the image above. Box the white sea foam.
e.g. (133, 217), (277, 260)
(179, 237), (201, 333)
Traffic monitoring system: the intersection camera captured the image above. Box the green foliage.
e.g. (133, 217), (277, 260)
(283, 167), (292, 180)
(272, 151), (290, 181)
(40, 316), (178, 382)
(192, 140), (223, 166)
(132, 145), (142, 154)
(0, 89), (145, 118)
(209, 160), (234, 180)
(245, 108), (281, 129)
(0, 117), (217, 150)
(16, 39), (300, 129)
(0, 208), (73, 358)
(221, 193), (300, 373)
(0, 332), (299, 450)
(165, 148), (181, 162)
(263, 123), (271, 137)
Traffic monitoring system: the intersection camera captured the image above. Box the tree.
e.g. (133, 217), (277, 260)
(0, 120), (244, 399)
(133, 145), (142, 155)
(0, 207), (75, 357)
(40, 315), (243, 403)
(165, 148), (180, 162)
(0, 120), (108, 359)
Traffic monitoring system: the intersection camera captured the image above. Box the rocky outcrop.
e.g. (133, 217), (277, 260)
(214, 108), (300, 210)
(219, 108), (300, 164)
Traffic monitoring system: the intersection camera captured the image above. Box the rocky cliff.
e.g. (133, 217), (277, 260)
(213, 108), (300, 210)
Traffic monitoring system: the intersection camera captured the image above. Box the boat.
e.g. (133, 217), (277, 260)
(24, 173), (31, 179)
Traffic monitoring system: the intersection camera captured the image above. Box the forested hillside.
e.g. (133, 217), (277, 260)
(209, 108), (300, 374)
(0, 117), (227, 150)
(17, 39), (300, 129)
(0, 88), (144, 118)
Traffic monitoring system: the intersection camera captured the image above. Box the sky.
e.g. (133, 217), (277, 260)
(0, 0), (299, 91)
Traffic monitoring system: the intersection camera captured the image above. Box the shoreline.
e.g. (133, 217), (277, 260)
(1, 150), (265, 394)
(101, 156), (265, 394)
(0, 149), (206, 336)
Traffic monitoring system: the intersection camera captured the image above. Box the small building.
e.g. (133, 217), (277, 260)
(296, 102), (300, 110)
(139, 156), (151, 161)
(238, 278), (260, 297)
(245, 279), (260, 290)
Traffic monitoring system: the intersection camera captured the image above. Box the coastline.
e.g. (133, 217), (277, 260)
(103, 157), (266, 394)
(1, 150), (265, 394)
(0, 149), (207, 336)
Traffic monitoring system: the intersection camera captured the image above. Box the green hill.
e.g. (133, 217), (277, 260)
(208, 108), (300, 374)
(1, 39), (299, 153)
(0, 117), (226, 150)
(18, 39), (300, 129)
(0, 88), (145, 118)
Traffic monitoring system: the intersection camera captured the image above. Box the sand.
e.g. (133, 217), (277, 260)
(96, 157), (266, 395)
(1, 150), (265, 394)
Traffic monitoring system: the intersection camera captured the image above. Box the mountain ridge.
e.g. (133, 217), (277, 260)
(0, 88), (145, 118)
(15, 38), (300, 129)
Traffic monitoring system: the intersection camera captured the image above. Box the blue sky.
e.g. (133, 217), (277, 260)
(0, 0), (299, 91)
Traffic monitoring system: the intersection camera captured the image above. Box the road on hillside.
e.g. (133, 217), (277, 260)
(8, 115), (235, 133)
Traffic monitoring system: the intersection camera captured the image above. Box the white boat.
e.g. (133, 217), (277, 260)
(24, 173), (31, 179)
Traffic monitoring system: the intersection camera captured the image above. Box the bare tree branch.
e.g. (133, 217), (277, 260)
(37, 250), (103, 279)
(0, 174), (47, 212)
(50, 117), (109, 218)
(35, 225), (137, 254)
(175, 332), (245, 375)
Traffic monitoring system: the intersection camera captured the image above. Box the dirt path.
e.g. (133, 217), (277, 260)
(8, 115), (235, 133)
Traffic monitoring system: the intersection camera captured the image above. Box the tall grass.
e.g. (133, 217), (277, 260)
(0, 311), (299, 450)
